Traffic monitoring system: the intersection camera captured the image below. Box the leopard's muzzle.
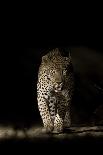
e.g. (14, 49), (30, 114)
(54, 82), (63, 92)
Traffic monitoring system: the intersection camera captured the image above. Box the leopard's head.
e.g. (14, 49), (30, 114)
(42, 48), (73, 92)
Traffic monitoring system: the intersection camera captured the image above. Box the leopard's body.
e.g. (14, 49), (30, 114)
(37, 48), (74, 133)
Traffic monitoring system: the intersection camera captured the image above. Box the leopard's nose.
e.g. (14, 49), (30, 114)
(57, 82), (62, 85)
(54, 82), (63, 92)
(56, 82), (63, 88)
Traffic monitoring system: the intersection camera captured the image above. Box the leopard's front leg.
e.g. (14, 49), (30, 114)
(37, 97), (54, 133)
(53, 97), (66, 133)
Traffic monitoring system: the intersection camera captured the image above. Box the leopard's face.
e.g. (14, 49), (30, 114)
(39, 48), (73, 93)
(47, 64), (69, 92)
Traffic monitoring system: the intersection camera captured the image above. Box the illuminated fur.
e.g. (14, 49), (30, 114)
(37, 48), (74, 133)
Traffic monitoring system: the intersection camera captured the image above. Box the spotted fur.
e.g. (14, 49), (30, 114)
(37, 48), (74, 133)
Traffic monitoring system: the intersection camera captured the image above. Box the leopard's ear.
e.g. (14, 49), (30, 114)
(42, 55), (49, 63)
(65, 50), (72, 63)
(67, 49), (72, 62)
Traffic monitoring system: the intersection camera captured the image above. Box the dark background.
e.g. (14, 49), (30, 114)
(1, 42), (103, 128)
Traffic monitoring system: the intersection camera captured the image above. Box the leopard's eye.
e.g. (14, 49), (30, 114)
(50, 70), (53, 73)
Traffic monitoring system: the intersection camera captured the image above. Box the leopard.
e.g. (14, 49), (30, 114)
(37, 48), (74, 133)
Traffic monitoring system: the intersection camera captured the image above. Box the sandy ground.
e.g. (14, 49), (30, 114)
(0, 125), (103, 140)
